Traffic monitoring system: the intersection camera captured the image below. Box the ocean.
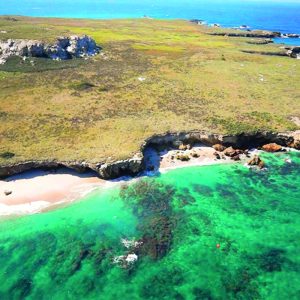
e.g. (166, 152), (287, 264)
(0, 0), (300, 45)
(1, 1), (300, 299)
(0, 151), (299, 299)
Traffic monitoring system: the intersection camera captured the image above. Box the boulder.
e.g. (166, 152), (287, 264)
(214, 152), (221, 159)
(224, 147), (243, 157)
(248, 155), (265, 169)
(178, 144), (191, 151)
(176, 154), (190, 161)
(213, 144), (226, 152)
(4, 190), (12, 196)
(262, 143), (282, 152)
(191, 151), (199, 158)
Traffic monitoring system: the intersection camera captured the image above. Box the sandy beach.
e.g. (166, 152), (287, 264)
(0, 169), (109, 216)
(0, 145), (243, 216)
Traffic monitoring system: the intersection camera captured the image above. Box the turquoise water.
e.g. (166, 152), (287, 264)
(1, 0), (300, 45)
(0, 151), (299, 299)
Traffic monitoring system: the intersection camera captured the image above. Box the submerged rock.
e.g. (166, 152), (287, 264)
(262, 143), (282, 152)
(248, 155), (265, 169)
(0, 35), (100, 64)
(113, 253), (138, 268)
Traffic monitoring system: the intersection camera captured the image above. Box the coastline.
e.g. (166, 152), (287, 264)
(0, 145), (235, 216)
(1, 138), (298, 217)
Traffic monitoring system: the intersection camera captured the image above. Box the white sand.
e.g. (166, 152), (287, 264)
(0, 145), (244, 216)
(0, 169), (107, 216)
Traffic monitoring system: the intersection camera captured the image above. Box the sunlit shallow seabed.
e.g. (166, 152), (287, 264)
(0, 152), (299, 299)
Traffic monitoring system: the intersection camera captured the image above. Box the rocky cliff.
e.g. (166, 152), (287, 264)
(0, 35), (100, 64)
(0, 130), (299, 180)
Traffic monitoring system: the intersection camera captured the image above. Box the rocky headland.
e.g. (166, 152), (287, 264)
(0, 35), (100, 64)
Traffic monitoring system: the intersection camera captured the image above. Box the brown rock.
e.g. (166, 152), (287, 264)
(248, 155), (265, 169)
(213, 144), (226, 152)
(288, 140), (300, 150)
(191, 152), (199, 158)
(262, 143), (282, 152)
(224, 147), (243, 157)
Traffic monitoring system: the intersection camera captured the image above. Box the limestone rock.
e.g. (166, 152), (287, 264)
(0, 35), (100, 64)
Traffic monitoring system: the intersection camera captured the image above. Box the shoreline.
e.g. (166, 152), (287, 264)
(0, 145), (237, 217)
(1, 15), (299, 46)
(2, 142), (298, 217)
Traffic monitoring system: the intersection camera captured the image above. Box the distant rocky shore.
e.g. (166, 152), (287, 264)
(0, 35), (100, 64)
(190, 19), (300, 59)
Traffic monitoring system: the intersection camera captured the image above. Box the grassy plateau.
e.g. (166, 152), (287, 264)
(0, 16), (299, 165)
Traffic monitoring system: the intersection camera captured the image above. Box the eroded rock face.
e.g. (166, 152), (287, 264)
(0, 35), (100, 64)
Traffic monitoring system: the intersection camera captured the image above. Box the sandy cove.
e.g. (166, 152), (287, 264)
(0, 144), (281, 217)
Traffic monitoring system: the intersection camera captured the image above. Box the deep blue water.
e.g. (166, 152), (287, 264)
(0, 0), (300, 45)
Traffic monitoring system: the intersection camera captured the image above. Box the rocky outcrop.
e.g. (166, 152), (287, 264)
(286, 46), (300, 59)
(209, 30), (281, 39)
(0, 130), (299, 180)
(248, 155), (265, 169)
(0, 35), (100, 64)
(190, 19), (205, 25)
(262, 143), (283, 152)
(282, 33), (300, 38)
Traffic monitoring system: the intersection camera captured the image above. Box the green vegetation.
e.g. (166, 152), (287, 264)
(0, 16), (299, 165)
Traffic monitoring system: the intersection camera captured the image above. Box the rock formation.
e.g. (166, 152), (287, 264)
(0, 35), (100, 64)
(262, 143), (283, 152)
(248, 155), (265, 169)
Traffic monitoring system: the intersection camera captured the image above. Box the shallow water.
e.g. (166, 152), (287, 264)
(1, 0), (300, 46)
(0, 151), (299, 299)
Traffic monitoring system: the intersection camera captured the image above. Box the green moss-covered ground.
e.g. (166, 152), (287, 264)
(0, 16), (299, 165)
